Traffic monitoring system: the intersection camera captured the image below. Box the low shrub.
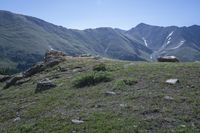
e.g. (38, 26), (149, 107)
(93, 63), (106, 71)
(72, 71), (112, 88)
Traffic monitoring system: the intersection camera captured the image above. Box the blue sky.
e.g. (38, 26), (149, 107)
(0, 0), (199, 30)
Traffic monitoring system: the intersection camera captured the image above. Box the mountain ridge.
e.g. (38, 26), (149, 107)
(0, 10), (200, 73)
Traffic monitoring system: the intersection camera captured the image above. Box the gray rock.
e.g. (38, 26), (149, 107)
(35, 78), (56, 93)
(119, 104), (128, 108)
(164, 96), (174, 100)
(165, 79), (179, 85)
(4, 74), (24, 89)
(13, 117), (21, 122)
(71, 119), (84, 124)
(105, 91), (116, 96)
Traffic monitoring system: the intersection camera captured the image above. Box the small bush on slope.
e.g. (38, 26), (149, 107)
(72, 71), (112, 88)
(92, 63), (107, 71)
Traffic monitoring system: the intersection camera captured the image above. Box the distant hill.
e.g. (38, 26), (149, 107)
(0, 10), (200, 72)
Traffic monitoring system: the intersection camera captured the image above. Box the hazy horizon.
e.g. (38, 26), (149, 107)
(0, 0), (200, 30)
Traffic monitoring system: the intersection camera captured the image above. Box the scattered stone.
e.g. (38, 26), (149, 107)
(180, 125), (186, 128)
(164, 96), (174, 100)
(13, 117), (21, 122)
(105, 91), (116, 96)
(72, 68), (82, 72)
(119, 104), (128, 108)
(71, 119), (84, 124)
(165, 79), (179, 85)
(4, 73), (24, 89)
(157, 56), (179, 62)
(0, 74), (11, 82)
(35, 78), (56, 93)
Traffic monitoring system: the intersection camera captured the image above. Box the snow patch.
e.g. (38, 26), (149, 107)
(167, 40), (171, 45)
(48, 45), (54, 50)
(167, 31), (174, 39)
(104, 43), (112, 53)
(170, 40), (185, 50)
(142, 37), (148, 47)
(165, 32), (174, 46)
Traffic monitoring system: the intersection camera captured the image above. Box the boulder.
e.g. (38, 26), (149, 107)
(4, 73), (24, 89)
(35, 78), (56, 93)
(157, 56), (179, 62)
(0, 74), (11, 82)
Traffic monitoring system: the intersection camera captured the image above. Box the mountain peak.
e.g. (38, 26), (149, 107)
(136, 23), (150, 27)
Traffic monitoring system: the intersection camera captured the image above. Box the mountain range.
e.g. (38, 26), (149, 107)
(0, 10), (200, 72)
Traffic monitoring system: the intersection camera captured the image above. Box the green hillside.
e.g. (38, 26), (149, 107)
(0, 58), (199, 133)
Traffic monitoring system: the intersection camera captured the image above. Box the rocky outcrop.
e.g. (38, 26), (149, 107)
(3, 50), (66, 89)
(157, 56), (179, 62)
(44, 50), (66, 63)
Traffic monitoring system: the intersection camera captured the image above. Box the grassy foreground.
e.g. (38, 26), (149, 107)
(0, 58), (200, 133)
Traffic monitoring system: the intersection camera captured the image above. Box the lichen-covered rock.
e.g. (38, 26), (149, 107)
(35, 78), (56, 93)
